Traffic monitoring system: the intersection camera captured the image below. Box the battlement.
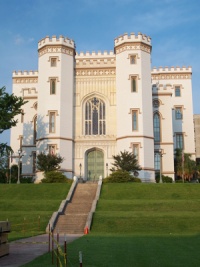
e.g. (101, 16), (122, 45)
(76, 50), (114, 58)
(38, 35), (75, 49)
(13, 70), (38, 77)
(114, 32), (151, 47)
(152, 66), (192, 73)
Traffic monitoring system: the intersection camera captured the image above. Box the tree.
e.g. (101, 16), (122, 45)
(174, 148), (196, 181)
(37, 152), (64, 173)
(110, 150), (141, 173)
(0, 86), (27, 155)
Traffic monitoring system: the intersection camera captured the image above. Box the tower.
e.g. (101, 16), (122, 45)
(37, 36), (75, 178)
(115, 33), (155, 181)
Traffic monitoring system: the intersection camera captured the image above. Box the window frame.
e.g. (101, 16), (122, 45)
(175, 107), (183, 120)
(154, 112), (161, 142)
(49, 111), (56, 133)
(50, 78), (56, 95)
(175, 86), (181, 97)
(176, 133), (184, 149)
(131, 110), (138, 131)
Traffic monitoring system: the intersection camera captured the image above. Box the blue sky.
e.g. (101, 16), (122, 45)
(1, 0), (200, 144)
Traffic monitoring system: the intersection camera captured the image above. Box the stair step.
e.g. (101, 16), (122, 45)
(53, 182), (98, 234)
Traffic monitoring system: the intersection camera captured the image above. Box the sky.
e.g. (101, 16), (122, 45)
(1, 0), (200, 145)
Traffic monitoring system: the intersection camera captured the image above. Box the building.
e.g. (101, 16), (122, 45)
(194, 114), (200, 163)
(10, 32), (196, 182)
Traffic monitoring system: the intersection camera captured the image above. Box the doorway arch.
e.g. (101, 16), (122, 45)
(86, 148), (104, 181)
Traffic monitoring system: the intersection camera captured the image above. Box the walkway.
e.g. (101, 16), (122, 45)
(0, 233), (82, 267)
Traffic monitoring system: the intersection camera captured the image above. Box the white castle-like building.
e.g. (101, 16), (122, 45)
(10, 32), (195, 182)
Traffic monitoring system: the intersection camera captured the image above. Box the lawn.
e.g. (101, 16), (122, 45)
(0, 183), (71, 240)
(21, 183), (200, 267)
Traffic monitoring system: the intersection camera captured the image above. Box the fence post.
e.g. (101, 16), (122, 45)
(79, 251), (83, 267)
(52, 231), (54, 264)
(64, 234), (67, 267)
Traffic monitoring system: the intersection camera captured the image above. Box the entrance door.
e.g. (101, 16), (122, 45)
(87, 149), (104, 180)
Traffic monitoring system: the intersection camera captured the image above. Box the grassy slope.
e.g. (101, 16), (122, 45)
(0, 184), (71, 240)
(22, 183), (200, 267)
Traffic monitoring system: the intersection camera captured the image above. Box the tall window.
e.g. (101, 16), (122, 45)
(175, 107), (183, 119)
(50, 79), (56, 95)
(154, 152), (160, 171)
(154, 113), (160, 142)
(175, 86), (181, 97)
(131, 76), (137, 92)
(133, 144), (139, 160)
(132, 110), (138, 131)
(49, 145), (56, 155)
(51, 58), (57, 67)
(130, 55), (136, 64)
(85, 97), (106, 135)
(49, 112), (56, 133)
(176, 133), (184, 149)
(33, 116), (37, 144)
(32, 151), (36, 173)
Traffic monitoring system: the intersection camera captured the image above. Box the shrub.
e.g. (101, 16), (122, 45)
(41, 171), (72, 183)
(155, 173), (173, 183)
(20, 176), (34, 183)
(103, 169), (141, 183)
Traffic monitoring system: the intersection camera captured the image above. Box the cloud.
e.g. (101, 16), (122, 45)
(14, 35), (35, 45)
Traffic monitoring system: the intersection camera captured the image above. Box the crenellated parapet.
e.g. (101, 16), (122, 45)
(38, 35), (75, 57)
(152, 66), (192, 73)
(115, 32), (151, 46)
(76, 51), (115, 70)
(12, 71), (38, 84)
(151, 66), (192, 80)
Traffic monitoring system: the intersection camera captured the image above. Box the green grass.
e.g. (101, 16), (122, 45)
(3, 183), (200, 267)
(0, 183), (71, 240)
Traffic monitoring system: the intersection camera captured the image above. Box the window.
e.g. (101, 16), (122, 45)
(131, 76), (137, 92)
(49, 145), (56, 155)
(153, 99), (160, 108)
(176, 133), (184, 149)
(130, 55), (136, 64)
(85, 97), (106, 135)
(154, 113), (160, 142)
(132, 110), (138, 131)
(51, 58), (57, 67)
(175, 86), (181, 97)
(133, 144), (139, 160)
(21, 109), (24, 123)
(33, 116), (37, 144)
(49, 112), (56, 133)
(50, 79), (56, 95)
(154, 152), (160, 171)
(175, 107), (183, 119)
(32, 151), (36, 173)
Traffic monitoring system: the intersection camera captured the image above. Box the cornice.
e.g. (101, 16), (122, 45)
(151, 73), (191, 80)
(76, 68), (116, 76)
(38, 45), (75, 57)
(115, 42), (151, 55)
(116, 135), (154, 141)
(13, 77), (38, 84)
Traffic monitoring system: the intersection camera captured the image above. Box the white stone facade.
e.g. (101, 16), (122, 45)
(10, 33), (196, 182)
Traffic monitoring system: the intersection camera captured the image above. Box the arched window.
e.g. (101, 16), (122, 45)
(85, 97), (106, 135)
(154, 113), (160, 142)
(33, 116), (37, 144)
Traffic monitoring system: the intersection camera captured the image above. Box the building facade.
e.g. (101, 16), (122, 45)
(10, 33), (196, 182)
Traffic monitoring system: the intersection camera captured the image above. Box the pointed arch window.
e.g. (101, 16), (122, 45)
(154, 113), (160, 142)
(85, 97), (106, 135)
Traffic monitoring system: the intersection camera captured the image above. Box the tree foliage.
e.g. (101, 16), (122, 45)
(174, 148), (196, 181)
(0, 86), (27, 155)
(41, 171), (71, 183)
(110, 150), (141, 173)
(37, 152), (64, 173)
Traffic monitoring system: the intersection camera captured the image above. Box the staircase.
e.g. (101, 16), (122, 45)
(54, 183), (98, 234)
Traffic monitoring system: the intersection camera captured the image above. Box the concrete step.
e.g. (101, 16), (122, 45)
(65, 203), (92, 214)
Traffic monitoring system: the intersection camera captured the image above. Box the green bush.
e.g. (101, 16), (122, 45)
(41, 171), (72, 183)
(103, 169), (141, 183)
(20, 176), (34, 183)
(155, 173), (173, 183)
